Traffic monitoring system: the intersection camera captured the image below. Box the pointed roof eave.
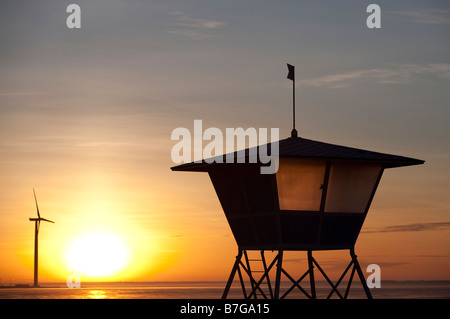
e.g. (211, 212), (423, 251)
(171, 136), (425, 172)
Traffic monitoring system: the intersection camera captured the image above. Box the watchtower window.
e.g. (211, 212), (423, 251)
(276, 158), (326, 211)
(324, 162), (381, 213)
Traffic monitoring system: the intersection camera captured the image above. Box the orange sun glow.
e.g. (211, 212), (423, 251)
(66, 232), (129, 279)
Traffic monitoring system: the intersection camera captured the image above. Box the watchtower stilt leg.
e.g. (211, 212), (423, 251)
(307, 250), (316, 299)
(350, 248), (373, 299)
(222, 249), (243, 299)
(273, 250), (283, 299)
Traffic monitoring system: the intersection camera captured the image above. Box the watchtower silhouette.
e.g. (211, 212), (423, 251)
(172, 135), (423, 299)
(172, 65), (424, 298)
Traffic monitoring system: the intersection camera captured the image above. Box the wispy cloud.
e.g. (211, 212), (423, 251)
(363, 221), (450, 234)
(167, 11), (226, 40)
(298, 63), (450, 88)
(393, 8), (450, 25)
(0, 91), (43, 97)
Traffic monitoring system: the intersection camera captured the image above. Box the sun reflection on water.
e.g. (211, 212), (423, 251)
(88, 289), (107, 299)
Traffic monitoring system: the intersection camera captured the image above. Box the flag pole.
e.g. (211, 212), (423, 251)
(293, 73), (296, 135)
(287, 64), (297, 137)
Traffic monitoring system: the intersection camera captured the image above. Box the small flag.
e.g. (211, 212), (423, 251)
(287, 63), (295, 81)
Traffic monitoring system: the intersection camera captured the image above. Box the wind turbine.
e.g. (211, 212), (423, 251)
(29, 188), (54, 288)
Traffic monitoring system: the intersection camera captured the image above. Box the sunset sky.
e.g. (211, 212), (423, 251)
(1, 0), (449, 285)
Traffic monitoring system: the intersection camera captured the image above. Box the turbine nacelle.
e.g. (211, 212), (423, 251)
(29, 217), (55, 223)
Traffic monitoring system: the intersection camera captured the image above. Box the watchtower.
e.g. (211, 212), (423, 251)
(171, 136), (424, 299)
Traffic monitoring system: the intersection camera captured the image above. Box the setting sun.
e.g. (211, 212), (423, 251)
(66, 232), (129, 279)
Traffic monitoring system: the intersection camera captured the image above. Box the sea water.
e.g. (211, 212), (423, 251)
(0, 281), (449, 299)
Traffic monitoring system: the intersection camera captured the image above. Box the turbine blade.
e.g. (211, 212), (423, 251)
(33, 188), (40, 219)
(40, 218), (55, 223)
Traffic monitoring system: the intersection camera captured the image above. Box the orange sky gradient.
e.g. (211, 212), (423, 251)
(0, 0), (449, 285)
